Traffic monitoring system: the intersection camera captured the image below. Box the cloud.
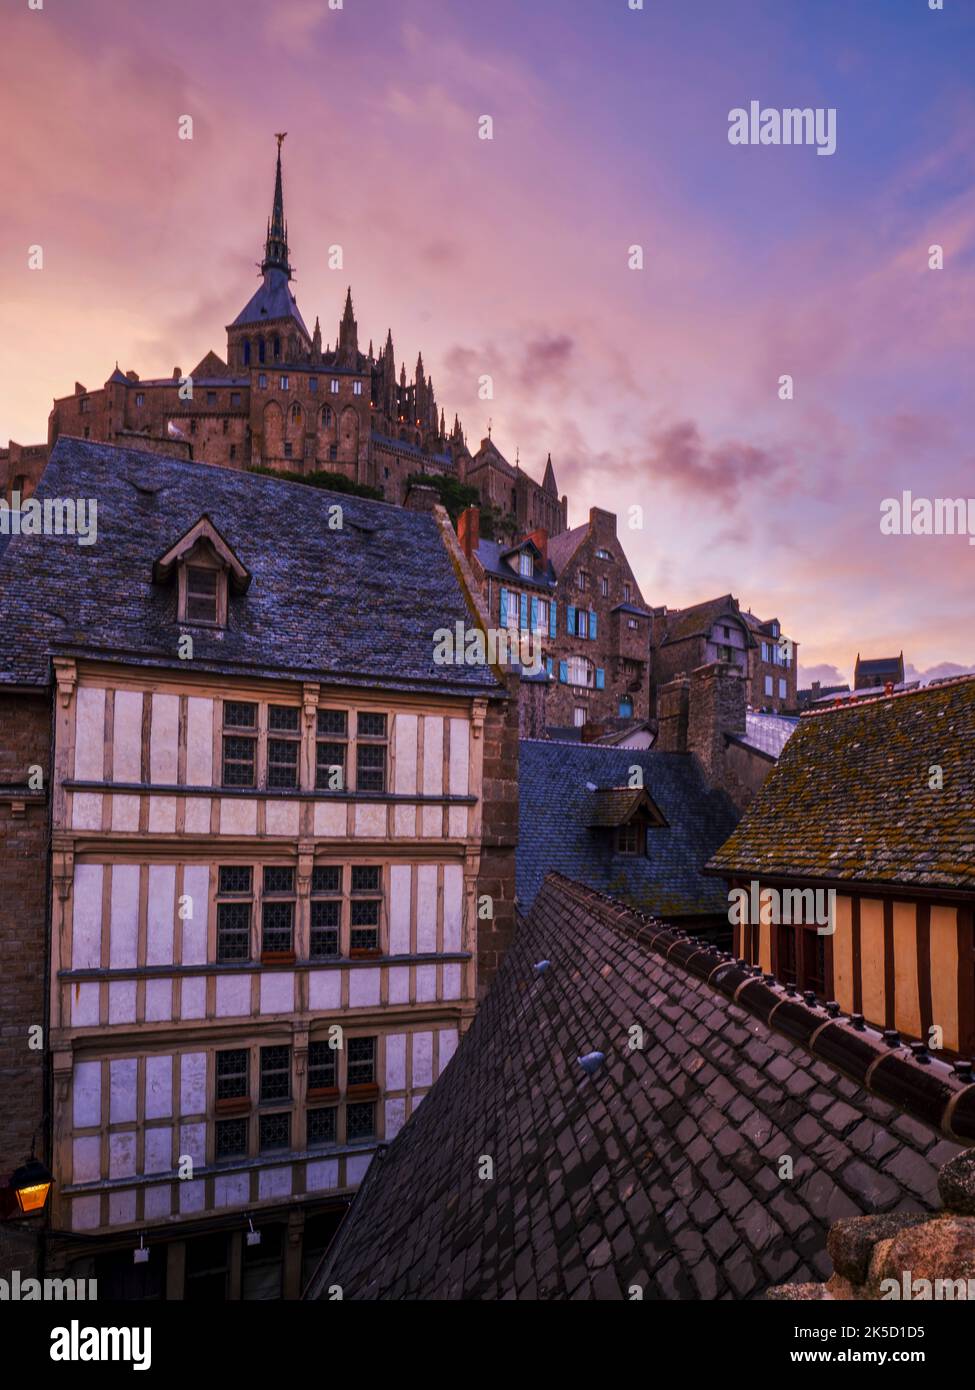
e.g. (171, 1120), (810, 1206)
(797, 663), (848, 688)
(643, 421), (794, 503)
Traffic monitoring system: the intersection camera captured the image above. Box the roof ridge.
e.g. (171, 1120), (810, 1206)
(541, 872), (975, 1144)
(800, 671), (975, 719)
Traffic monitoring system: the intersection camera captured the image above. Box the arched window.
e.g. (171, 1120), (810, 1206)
(290, 403), (302, 426)
(242, 340), (251, 366)
(273, 337), (281, 361)
(258, 338), (266, 364)
(321, 406), (332, 428)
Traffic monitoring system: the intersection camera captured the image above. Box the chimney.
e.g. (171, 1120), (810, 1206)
(588, 506), (618, 547)
(525, 527), (548, 567)
(687, 660), (747, 797)
(812, 680), (821, 695)
(403, 481), (439, 514)
(884, 680), (894, 696)
(656, 676), (690, 752)
(172, 367), (182, 381)
(458, 505), (480, 559)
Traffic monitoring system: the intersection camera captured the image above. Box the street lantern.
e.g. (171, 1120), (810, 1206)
(10, 1156), (53, 1214)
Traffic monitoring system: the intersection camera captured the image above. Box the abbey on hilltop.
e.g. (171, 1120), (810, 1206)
(1, 136), (566, 537)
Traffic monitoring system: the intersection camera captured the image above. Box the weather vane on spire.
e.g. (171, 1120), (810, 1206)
(275, 132), (288, 151)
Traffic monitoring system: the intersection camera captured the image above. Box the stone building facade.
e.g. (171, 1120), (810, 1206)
(651, 594), (798, 716)
(2, 137), (560, 540)
(0, 436), (517, 1299)
(461, 504), (652, 729)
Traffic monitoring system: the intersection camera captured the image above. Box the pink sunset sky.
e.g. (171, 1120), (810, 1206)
(2, 0), (973, 686)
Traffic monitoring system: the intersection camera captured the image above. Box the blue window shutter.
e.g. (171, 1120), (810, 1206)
(567, 605), (576, 635)
(549, 601), (557, 639)
(499, 588), (508, 627)
(546, 656), (553, 677)
(590, 610), (597, 640)
(559, 660), (568, 684)
(530, 596), (539, 631)
(596, 667), (605, 690)
(520, 592), (529, 630)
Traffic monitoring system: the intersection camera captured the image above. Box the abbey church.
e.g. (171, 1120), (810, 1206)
(1, 137), (567, 540)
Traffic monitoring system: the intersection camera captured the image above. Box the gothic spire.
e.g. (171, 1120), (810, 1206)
(262, 133), (293, 279)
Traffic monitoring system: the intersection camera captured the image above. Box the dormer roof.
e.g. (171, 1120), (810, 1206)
(152, 515), (251, 592)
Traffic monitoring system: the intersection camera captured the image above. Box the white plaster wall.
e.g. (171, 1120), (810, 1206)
(185, 697), (213, 785)
(149, 694), (179, 784)
(179, 1052), (206, 1116)
(384, 1033), (406, 1090)
(109, 864), (139, 968)
(180, 865), (210, 966)
(416, 965), (437, 1002)
(74, 687), (105, 781)
(389, 865), (411, 954)
(220, 799), (257, 835)
(108, 981), (137, 1024)
(185, 797), (212, 834)
(148, 796), (177, 833)
(314, 802), (346, 837)
(443, 864), (463, 952)
(215, 975), (252, 1017)
(109, 1059), (137, 1124)
(72, 793), (103, 830)
(448, 718), (470, 796)
(72, 864), (104, 969)
(416, 865), (438, 952)
(439, 1028), (459, 1072)
(308, 972), (342, 1011)
(146, 864), (176, 965)
(109, 1132), (137, 1180)
(72, 1135), (101, 1183)
(112, 690), (143, 782)
(111, 795), (140, 831)
(388, 966), (409, 1004)
(180, 977), (206, 1019)
(422, 717), (443, 795)
(144, 1127), (173, 1175)
(412, 1032), (433, 1088)
(259, 972), (294, 1014)
(354, 803), (385, 837)
(72, 985), (99, 1027)
(145, 979), (172, 1022)
(349, 969), (381, 1008)
(393, 714), (418, 794)
(266, 801), (300, 837)
(72, 1061), (101, 1128)
(144, 1055), (172, 1119)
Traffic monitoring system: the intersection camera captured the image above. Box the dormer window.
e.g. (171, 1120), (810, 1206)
(153, 515), (251, 631)
(186, 566), (219, 623)
(519, 552), (532, 578)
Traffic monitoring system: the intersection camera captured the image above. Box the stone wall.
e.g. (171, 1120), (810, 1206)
(0, 688), (50, 1277)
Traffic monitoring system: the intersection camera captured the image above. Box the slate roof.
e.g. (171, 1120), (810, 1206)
(547, 523), (588, 576)
(708, 676), (975, 890)
(659, 594), (755, 647)
(585, 787), (660, 828)
(737, 710), (799, 758)
(0, 437), (502, 697)
(308, 874), (964, 1301)
(517, 739), (738, 917)
(474, 538), (556, 591)
(230, 267), (311, 339)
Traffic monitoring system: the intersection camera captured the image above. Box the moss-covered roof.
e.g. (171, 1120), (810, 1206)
(709, 676), (975, 890)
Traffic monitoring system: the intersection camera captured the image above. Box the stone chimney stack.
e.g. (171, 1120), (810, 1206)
(524, 527), (549, 567)
(687, 660), (747, 789)
(403, 482), (439, 514)
(656, 676), (690, 752)
(458, 506), (480, 560)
